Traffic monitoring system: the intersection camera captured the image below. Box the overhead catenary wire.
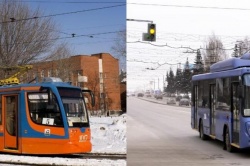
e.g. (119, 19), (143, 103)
(127, 40), (235, 51)
(11, 1), (125, 4)
(128, 3), (250, 11)
(0, 30), (123, 47)
(0, 4), (126, 24)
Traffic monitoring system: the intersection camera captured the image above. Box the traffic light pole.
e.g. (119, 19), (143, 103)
(127, 18), (156, 42)
(126, 18), (153, 23)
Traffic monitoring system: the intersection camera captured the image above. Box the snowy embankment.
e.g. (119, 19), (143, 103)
(90, 115), (127, 154)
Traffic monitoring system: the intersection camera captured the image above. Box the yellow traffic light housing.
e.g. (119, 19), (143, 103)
(142, 23), (156, 42)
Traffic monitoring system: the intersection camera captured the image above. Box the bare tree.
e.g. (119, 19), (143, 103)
(0, 0), (73, 82)
(112, 29), (126, 57)
(0, 0), (66, 67)
(236, 37), (250, 56)
(202, 33), (228, 72)
(49, 42), (73, 81)
(85, 71), (100, 112)
(112, 29), (126, 71)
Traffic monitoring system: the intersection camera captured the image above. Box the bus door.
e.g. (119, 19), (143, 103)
(210, 84), (216, 136)
(4, 95), (18, 150)
(232, 83), (240, 145)
(192, 85), (198, 129)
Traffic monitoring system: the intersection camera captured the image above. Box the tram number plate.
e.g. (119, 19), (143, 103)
(79, 135), (88, 142)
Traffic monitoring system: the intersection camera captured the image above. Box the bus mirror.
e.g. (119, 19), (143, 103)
(238, 86), (244, 98)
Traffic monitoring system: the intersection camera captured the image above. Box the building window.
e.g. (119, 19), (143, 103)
(55, 69), (58, 76)
(48, 70), (51, 77)
(100, 83), (104, 92)
(41, 70), (44, 78)
(33, 73), (36, 80)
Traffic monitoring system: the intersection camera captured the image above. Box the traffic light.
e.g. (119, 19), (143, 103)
(142, 23), (156, 42)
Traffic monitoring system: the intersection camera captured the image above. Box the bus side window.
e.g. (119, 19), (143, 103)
(202, 96), (208, 107)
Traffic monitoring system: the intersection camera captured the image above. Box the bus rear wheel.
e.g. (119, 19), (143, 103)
(224, 127), (234, 152)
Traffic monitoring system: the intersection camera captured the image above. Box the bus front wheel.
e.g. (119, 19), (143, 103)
(224, 127), (234, 152)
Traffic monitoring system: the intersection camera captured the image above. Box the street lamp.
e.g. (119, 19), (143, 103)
(145, 67), (166, 92)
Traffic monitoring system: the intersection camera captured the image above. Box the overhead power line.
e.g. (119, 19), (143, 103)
(127, 41), (235, 51)
(0, 4), (126, 24)
(14, 1), (125, 4)
(0, 30), (122, 46)
(127, 59), (180, 66)
(128, 3), (250, 11)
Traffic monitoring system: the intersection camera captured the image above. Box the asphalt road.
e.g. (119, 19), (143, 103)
(127, 97), (250, 166)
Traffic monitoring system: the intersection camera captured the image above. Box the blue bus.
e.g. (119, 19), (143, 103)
(191, 53), (250, 152)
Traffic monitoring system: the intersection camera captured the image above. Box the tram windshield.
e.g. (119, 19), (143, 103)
(58, 87), (89, 127)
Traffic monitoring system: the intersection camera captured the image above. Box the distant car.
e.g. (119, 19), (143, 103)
(179, 98), (190, 106)
(146, 94), (152, 97)
(137, 93), (144, 97)
(155, 94), (163, 99)
(176, 96), (182, 101)
(167, 98), (176, 105)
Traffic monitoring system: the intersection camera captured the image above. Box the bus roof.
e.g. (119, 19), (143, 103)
(193, 53), (250, 81)
(210, 53), (250, 73)
(192, 68), (249, 81)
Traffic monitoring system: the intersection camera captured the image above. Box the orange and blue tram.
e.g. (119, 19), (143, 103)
(0, 77), (95, 154)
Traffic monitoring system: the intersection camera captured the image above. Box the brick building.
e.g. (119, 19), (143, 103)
(27, 53), (121, 113)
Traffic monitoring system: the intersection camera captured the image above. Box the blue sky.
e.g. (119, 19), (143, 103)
(22, 0), (126, 58)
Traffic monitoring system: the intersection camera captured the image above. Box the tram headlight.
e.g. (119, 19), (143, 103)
(245, 122), (250, 136)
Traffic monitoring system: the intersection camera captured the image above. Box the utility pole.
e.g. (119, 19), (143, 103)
(158, 77), (159, 90)
(163, 75), (165, 92)
(154, 79), (155, 92)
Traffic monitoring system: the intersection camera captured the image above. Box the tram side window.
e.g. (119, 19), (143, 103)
(28, 93), (63, 126)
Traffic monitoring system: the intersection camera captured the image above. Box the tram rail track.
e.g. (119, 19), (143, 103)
(0, 153), (126, 166)
(75, 153), (126, 160)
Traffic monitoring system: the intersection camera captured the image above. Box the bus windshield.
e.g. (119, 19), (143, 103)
(244, 74), (250, 86)
(244, 74), (250, 116)
(58, 87), (89, 127)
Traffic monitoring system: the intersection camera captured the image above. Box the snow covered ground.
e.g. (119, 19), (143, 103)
(0, 114), (127, 166)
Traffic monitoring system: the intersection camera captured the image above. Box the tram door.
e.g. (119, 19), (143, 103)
(210, 84), (216, 136)
(4, 95), (18, 149)
(232, 83), (240, 144)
